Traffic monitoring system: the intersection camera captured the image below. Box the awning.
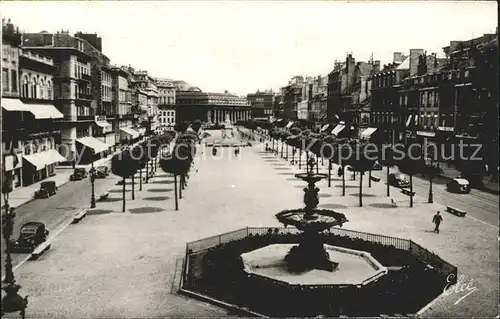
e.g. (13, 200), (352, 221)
(286, 121), (294, 129)
(331, 125), (345, 136)
(23, 149), (66, 170)
(76, 136), (109, 154)
(417, 131), (436, 137)
(320, 124), (331, 133)
(361, 127), (378, 137)
(2, 98), (29, 112)
(95, 120), (112, 128)
(27, 104), (64, 119)
(120, 127), (140, 139)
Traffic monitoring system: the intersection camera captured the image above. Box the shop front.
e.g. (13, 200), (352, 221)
(22, 149), (66, 186)
(75, 136), (109, 165)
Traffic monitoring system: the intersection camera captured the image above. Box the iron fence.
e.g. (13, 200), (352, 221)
(185, 226), (456, 278)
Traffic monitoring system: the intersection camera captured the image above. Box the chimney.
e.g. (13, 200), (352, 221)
(393, 52), (403, 63)
(409, 49), (424, 76)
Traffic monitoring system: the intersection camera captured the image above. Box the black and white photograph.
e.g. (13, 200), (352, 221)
(0, 1), (498, 318)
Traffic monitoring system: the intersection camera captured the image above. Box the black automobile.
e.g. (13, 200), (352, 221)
(34, 181), (58, 199)
(95, 165), (110, 178)
(388, 172), (411, 188)
(12, 222), (49, 253)
(70, 168), (88, 181)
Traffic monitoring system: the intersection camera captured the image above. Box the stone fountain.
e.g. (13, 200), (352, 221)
(275, 157), (349, 272)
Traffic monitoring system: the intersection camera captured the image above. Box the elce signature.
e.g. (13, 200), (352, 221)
(443, 273), (478, 305)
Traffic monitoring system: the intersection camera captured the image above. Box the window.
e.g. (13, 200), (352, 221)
(22, 75), (29, 97)
(39, 79), (45, 99)
(47, 80), (52, 99)
(2, 68), (9, 91)
(11, 70), (17, 92)
(31, 78), (37, 98)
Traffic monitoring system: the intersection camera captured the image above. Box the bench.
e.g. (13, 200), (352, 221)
(370, 176), (381, 182)
(401, 189), (415, 197)
(98, 192), (109, 201)
(446, 206), (467, 217)
(30, 240), (51, 260)
(72, 209), (88, 224)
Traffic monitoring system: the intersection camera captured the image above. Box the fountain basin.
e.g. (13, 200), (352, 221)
(241, 244), (388, 286)
(276, 209), (348, 232)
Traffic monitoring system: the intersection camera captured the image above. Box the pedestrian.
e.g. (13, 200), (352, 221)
(432, 211), (443, 233)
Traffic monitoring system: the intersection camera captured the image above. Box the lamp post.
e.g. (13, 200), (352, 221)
(90, 155), (96, 209)
(2, 186), (28, 318)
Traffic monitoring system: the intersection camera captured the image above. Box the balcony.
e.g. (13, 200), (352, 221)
(76, 93), (93, 101)
(76, 115), (95, 121)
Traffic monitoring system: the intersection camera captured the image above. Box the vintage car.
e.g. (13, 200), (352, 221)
(447, 178), (471, 194)
(95, 165), (110, 178)
(70, 168), (88, 181)
(388, 172), (411, 188)
(11, 222), (49, 253)
(34, 181), (58, 199)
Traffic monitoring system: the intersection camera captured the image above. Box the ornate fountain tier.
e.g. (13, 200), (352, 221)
(274, 157), (349, 273)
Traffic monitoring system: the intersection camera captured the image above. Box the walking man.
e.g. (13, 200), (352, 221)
(432, 211), (443, 233)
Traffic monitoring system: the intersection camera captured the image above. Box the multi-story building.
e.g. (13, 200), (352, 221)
(310, 75), (328, 123)
(111, 66), (140, 144)
(176, 88), (251, 123)
(2, 19), (65, 188)
(273, 89), (284, 118)
(22, 30), (111, 164)
(126, 68), (157, 135)
(282, 76), (306, 120)
(156, 78), (176, 130)
(146, 80), (159, 133)
(247, 89), (274, 119)
(370, 52), (410, 144)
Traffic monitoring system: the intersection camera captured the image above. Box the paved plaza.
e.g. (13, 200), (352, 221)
(4, 130), (499, 318)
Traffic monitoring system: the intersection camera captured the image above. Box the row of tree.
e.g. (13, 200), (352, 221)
(266, 127), (442, 207)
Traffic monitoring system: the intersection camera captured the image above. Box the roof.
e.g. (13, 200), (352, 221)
(396, 56), (410, 70)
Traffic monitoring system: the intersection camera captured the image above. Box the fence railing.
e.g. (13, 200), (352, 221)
(185, 226), (457, 279)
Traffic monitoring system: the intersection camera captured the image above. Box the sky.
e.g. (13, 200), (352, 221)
(1, 1), (497, 95)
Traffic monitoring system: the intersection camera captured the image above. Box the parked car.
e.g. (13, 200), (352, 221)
(95, 165), (110, 178)
(70, 168), (88, 181)
(34, 181), (58, 199)
(11, 222), (49, 253)
(447, 178), (471, 194)
(388, 173), (411, 188)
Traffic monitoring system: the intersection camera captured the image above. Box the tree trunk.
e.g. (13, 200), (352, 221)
(132, 175), (135, 200)
(316, 155), (319, 174)
(122, 177), (126, 212)
(286, 144), (288, 160)
(299, 150), (302, 169)
(179, 175), (183, 199)
(145, 160), (149, 183)
(428, 174), (434, 203)
(174, 174), (179, 211)
(386, 166), (390, 197)
(139, 168), (142, 191)
(328, 160), (332, 187)
(410, 174), (414, 208)
(280, 141), (283, 158)
(359, 172), (363, 207)
(369, 170), (372, 187)
(342, 168), (346, 196)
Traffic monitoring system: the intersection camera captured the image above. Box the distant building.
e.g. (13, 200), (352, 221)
(247, 89), (274, 119)
(110, 66), (139, 144)
(156, 78), (176, 130)
(176, 88), (251, 123)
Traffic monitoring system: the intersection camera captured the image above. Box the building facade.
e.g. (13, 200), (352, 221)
(247, 89), (274, 119)
(310, 75), (328, 122)
(176, 89), (251, 123)
(156, 78), (176, 130)
(2, 19), (66, 188)
(110, 66), (139, 144)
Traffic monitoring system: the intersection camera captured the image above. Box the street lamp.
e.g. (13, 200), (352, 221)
(90, 154), (96, 209)
(1, 182), (28, 319)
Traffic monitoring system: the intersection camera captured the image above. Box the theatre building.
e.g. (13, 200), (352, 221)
(176, 88), (251, 123)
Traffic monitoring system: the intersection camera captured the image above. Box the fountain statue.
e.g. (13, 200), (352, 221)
(275, 157), (348, 272)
